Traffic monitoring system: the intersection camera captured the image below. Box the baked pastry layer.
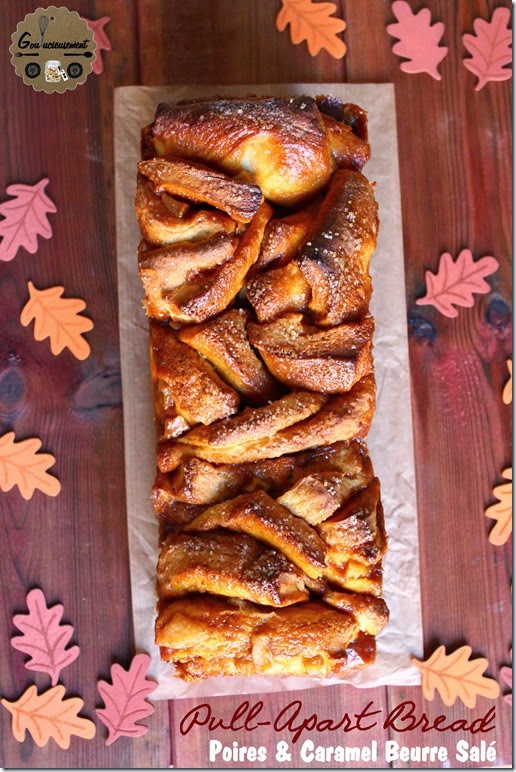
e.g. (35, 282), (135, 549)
(136, 94), (387, 680)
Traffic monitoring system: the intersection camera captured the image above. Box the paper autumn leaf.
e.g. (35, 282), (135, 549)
(82, 17), (111, 74)
(0, 432), (61, 500)
(416, 249), (499, 318)
(386, 1), (448, 80)
(0, 178), (56, 262)
(500, 652), (512, 705)
(276, 0), (346, 59)
(463, 7), (512, 91)
(11, 588), (79, 686)
(502, 359), (512, 405)
(412, 645), (500, 708)
(20, 281), (94, 361)
(485, 467), (512, 546)
(1, 685), (95, 749)
(96, 653), (156, 745)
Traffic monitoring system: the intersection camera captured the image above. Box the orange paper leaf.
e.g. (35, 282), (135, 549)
(412, 645), (500, 708)
(502, 359), (512, 404)
(416, 249), (499, 317)
(0, 432), (60, 500)
(485, 468), (512, 546)
(1, 685), (95, 749)
(20, 281), (93, 361)
(276, 0), (346, 59)
(463, 7), (512, 91)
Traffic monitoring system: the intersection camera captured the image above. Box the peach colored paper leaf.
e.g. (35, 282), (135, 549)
(82, 17), (111, 74)
(500, 653), (512, 705)
(11, 589), (79, 686)
(387, 1), (448, 80)
(20, 281), (94, 361)
(502, 359), (512, 405)
(96, 653), (156, 745)
(1, 685), (95, 749)
(276, 0), (346, 59)
(0, 179), (56, 262)
(412, 645), (500, 708)
(485, 467), (512, 546)
(0, 432), (61, 500)
(416, 249), (499, 317)
(463, 7), (512, 91)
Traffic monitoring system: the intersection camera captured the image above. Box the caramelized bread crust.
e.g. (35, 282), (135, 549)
(136, 95), (387, 681)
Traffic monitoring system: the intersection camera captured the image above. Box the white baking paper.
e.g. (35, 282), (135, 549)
(114, 84), (423, 700)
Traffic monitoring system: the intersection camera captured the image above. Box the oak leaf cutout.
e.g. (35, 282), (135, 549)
(387, 1), (448, 80)
(0, 178), (56, 262)
(11, 588), (79, 686)
(21, 281), (94, 361)
(485, 467), (512, 546)
(0, 432), (61, 500)
(276, 0), (346, 59)
(502, 359), (512, 405)
(96, 653), (157, 745)
(500, 652), (512, 705)
(463, 7), (512, 91)
(1, 685), (95, 749)
(416, 249), (499, 317)
(412, 645), (500, 708)
(82, 17), (112, 75)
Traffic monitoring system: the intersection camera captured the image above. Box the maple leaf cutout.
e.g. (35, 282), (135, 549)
(463, 7), (512, 92)
(11, 588), (79, 686)
(0, 432), (61, 500)
(96, 653), (157, 745)
(412, 645), (500, 708)
(276, 0), (346, 59)
(386, 1), (448, 80)
(21, 281), (94, 361)
(82, 17), (112, 75)
(0, 178), (56, 262)
(502, 359), (512, 405)
(1, 685), (95, 749)
(416, 249), (499, 318)
(485, 467), (512, 546)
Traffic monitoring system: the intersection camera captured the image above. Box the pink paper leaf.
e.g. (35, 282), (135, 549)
(82, 17), (112, 75)
(416, 249), (499, 317)
(0, 179), (56, 262)
(387, 0), (448, 80)
(11, 589), (79, 686)
(463, 7), (512, 91)
(96, 653), (156, 745)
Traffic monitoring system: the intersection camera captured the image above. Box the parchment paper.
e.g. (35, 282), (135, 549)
(114, 84), (423, 700)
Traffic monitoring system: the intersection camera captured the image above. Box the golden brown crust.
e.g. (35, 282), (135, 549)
(185, 490), (327, 579)
(150, 322), (239, 434)
(138, 156), (264, 223)
(136, 95), (386, 680)
(299, 169), (379, 325)
(157, 531), (310, 606)
(178, 308), (280, 404)
(135, 174), (236, 246)
(155, 595), (376, 679)
(247, 313), (374, 393)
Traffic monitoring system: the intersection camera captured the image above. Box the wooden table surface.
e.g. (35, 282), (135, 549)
(0, 0), (512, 768)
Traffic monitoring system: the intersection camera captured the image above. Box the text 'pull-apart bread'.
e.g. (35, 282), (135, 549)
(136, 94), (388, 681)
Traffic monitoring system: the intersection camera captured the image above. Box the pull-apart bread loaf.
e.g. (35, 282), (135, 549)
(136, 95), (388, 681)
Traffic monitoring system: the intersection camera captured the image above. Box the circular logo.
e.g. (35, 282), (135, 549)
(10, 6), (96, 93)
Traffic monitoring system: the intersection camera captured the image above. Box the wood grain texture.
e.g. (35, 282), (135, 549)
(0, 0), (512, 768)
